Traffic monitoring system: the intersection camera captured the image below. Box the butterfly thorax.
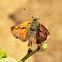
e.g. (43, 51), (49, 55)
(30, 17), (39, 36)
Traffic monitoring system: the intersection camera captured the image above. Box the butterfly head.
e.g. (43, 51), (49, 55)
(32, 16), (39, 21)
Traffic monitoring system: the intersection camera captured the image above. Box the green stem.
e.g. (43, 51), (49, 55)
(19, 49), (38, 62)
(19, 43), (47, 62)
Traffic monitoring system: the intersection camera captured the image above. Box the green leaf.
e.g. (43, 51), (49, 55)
(0, 48), (7, 59)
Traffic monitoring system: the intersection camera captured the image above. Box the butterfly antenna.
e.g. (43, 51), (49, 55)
(23, 8), (32, 16)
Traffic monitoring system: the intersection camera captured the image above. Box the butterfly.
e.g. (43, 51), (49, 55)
(11, 16), (50, 48)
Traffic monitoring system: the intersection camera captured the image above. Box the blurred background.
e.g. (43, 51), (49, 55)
(0, 0), (62, 62)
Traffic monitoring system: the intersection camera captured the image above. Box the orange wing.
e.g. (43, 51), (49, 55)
(39, 24), (50, 41)
(36, 23), (50, 44)
(11, 21), (31, 42)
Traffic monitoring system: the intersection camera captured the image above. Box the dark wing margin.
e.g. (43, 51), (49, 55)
(41, 25), (50, 36)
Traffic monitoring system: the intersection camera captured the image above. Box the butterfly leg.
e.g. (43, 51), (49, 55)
(28, 38), (32, 53)
(37, 44), (41, 50)
(28, 40), (32, 49)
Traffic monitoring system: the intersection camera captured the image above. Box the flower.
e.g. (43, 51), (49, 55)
(37, 43), (48, 52)
(0, 57), (17, 62)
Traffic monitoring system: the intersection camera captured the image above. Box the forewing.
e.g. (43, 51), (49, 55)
(11, 21), (31, 42)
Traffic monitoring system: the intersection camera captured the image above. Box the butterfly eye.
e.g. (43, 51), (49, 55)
(32, 16), (33, 18)
(33, 19), (37, 21)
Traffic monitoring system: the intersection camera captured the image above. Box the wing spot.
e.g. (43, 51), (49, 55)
(28, 23), (31, 24)
(11, 26), (15, 31)
(16, 27), (26, 30)
(21, 27), (26, 29)
(15, 37), (19, 39)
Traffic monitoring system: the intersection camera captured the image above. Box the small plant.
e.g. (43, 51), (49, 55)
(19, 43), (48, 62)
(0, 48), (7, 59)
(0, 48), (17, 62)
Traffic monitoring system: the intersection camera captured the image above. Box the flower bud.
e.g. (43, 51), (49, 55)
(38, 43), (48, 52)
